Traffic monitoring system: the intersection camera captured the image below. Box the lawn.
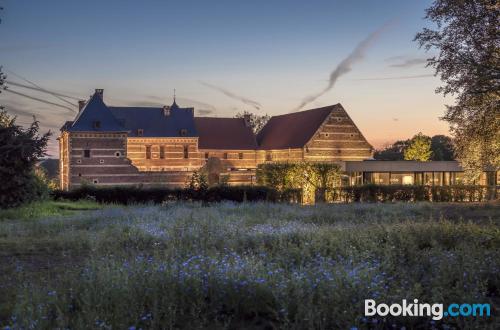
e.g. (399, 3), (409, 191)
(0, 201), (498, 329)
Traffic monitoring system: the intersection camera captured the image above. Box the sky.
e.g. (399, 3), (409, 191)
(0, 0), (453, 157)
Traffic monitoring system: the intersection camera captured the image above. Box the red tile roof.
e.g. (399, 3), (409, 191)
(257, 105), (338, 149)
(194, 117), (258, 150)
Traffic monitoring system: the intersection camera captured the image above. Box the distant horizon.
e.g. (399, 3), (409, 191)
(0, 0), (451, 156)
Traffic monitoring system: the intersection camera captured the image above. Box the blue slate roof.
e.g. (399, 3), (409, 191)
(66, 90), (197, 137)
(109, 106), (198, 137)
(68, 93), (125, 132)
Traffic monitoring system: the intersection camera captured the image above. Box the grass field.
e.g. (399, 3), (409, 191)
(0, 201), (499, 329)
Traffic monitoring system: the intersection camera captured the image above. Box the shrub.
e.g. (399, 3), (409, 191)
(328, 184), (494, 202)
(51, 185), (301, 205)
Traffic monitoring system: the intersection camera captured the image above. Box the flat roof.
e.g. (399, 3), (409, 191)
(344, 160), (464, 172)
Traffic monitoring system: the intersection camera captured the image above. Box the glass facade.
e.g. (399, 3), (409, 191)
(348, 171), (498, 187)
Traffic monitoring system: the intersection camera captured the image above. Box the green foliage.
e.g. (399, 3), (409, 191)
(330, 184), (495, 203)
(0, 111), (51, 208)
(51, 185), (301, 204)
(256, 162), (341, 203)
(415, 0), (500, 178)
(375, 134), (455, 161)
(404, 132), (433, 161)
(1, 203), (498, 329)
(235, 110), (270, 134)
(430, 135), (454, 161)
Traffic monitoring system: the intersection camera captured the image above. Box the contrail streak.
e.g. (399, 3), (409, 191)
(6, 70), (78, 107)
(293, 23), (390, 112)
(199, 81), (262, 110)
(5, 80), (82, 101)
(4, 88), (75, 112)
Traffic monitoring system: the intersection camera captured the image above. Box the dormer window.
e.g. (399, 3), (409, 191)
(137, 129), (144, 136)
(179, 129), (188, 136)
(93, 121), (101, 129)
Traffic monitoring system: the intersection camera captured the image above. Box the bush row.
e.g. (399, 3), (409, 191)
(51, 185), (302, 205)
(328, 184), (497, 203)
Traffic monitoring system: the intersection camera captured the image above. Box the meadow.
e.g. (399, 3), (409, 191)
(0, 201), (498, 329)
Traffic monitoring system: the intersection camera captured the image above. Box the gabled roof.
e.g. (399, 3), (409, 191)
(109, 106), (197, 137)
(194, 117), (258, 150)
(257, 105), (336, 149)
(68, 93), (125, 132)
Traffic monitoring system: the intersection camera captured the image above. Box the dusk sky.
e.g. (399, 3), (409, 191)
(0, 0), (453, 156)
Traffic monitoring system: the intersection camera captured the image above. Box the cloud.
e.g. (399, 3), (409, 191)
(199, 81), (262, 110)
(293, 22), (391, 112)
(388, 57), (427, 68)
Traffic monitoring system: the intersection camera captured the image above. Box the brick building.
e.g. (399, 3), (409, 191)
(59, 89), (373, 189)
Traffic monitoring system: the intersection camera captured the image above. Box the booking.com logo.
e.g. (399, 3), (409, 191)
(365, 299), (491, 320)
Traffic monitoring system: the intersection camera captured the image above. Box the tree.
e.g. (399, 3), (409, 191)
(430, 135), (454, 160)
(404, 133), (433, 161)
(235, 111), (270, 134)
(0, 111), (51, 208)
(374, 139), (410, 160)
(415, 0), (500, 180)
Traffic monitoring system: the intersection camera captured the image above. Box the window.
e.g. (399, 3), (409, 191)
(389, 173), (414, 185)
(146, 145), (152, 159)
(324, 133), (329, 137)
(92, 179), (99, 184)
(115, 151), (121, 157)
(337, 117), (342, 122)
(78, 173), (82, 177)
(84, 149), (90, 158)
(266, 152), (272, 161)
(179, 129), (188, 136)
(160, 146), (165, 159)
(238, 153), (243, 160)
(137, 129), (144, 136)
(183, 145), (189, 159)
(93, 121), (101, 129)
(99, 159), (104, 164)
(76, 159), (82, 164)
(372, 173), (390, 185)
(223, 153), (228, 159)
(205, 152), (209, 159)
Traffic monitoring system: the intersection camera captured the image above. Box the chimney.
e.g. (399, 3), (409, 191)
(163, 105), (171, 116)
(95, 89), (104, 99)
(243, 114), (251, 127)
(78, 100), (86, 112)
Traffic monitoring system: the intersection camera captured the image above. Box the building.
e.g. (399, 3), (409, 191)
(59, 89), (498, 190)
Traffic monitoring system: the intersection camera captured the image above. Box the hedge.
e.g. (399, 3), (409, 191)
(51, 186), (302, 205)
(328, 184), (497, 203)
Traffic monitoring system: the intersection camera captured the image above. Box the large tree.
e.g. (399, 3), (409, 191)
(235, 111), (270, 135)
(415, 0), (500, 180)
(404, 133), (433, 161)
(0, 111), (51, 208)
